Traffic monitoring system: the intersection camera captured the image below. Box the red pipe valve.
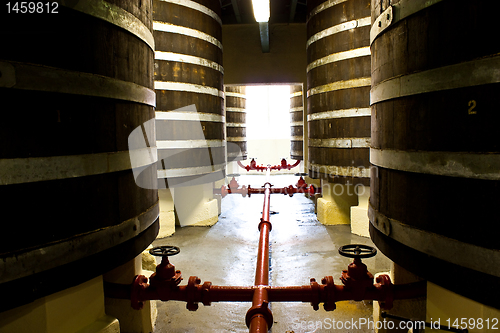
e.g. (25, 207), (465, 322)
(375, 274), (394, 310)
(148, 246), (182, 285)
(296, 176), (307, 189)
(338, 245), (377, 301)
(228, 177), (239, 191)
(337, 244), (395, 308)
(131, 246), (183, 310)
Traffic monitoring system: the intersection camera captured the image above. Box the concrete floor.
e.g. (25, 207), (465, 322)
(151, 175), (391, 332)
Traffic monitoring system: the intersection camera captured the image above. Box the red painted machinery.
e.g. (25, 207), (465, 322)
(237, 157), (300, 172)
(104, 159), (426, 332)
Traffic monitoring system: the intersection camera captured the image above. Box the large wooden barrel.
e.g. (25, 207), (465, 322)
(290, 85), (304, 160)
(0, 1), (158, 311)
(306, 0), (371, 186)
(369, 0), (500, 308)
(153, 0), (225, 188)
(225, 86), (247, 161)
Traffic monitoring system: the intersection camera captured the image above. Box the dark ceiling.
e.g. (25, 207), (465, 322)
(220, 0), (308, 24)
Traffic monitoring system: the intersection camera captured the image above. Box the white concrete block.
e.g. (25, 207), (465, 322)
(0, 277), (119, 333)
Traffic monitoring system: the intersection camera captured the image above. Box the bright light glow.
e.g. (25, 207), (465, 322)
(245, 85), (291, 166)
(252, 0), (270, 22)
(246, 85), (290, 140)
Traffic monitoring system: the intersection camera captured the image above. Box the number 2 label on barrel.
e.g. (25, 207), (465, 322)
(468, 100), (477, 115)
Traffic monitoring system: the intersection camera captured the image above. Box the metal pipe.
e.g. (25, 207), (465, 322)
(255, 216), (270, 286)
(215, 183), (319, 197)
(248, 167), (273, 332)
(105, 280), (426, 304)
(247, 287), (272, 332)
(254, 168), (271, 287)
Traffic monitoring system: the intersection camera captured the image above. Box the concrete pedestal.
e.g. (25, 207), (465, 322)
(104, 256), (157, 333)
(316, 180), (358, 225)
(226, 160), (241, 177)
(426, 282), (500, 333)
(158, 189), (175, 238)
(173, 183), (219, 227)
(0, 277), (119, 333)
(214, 179), (225, 215)
(159, 181), (219, 233)
(350, 186), (370, 237)
(373, 263), (426, 333)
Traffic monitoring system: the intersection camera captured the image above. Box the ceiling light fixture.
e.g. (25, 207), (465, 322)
(252, 0), (270, 22)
